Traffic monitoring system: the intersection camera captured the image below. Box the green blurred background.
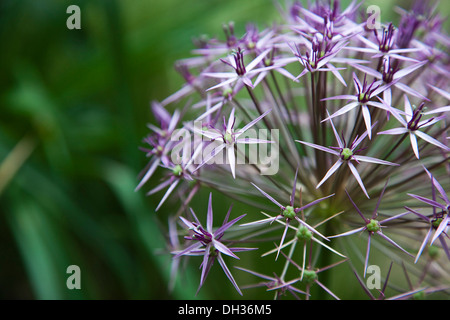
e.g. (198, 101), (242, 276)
(0, 0), (448, 300)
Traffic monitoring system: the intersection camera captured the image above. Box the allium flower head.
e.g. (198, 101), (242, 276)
(137, 0), (450, 300)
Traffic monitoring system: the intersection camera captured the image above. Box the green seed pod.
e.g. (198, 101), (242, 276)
(283, 205), (296, 219)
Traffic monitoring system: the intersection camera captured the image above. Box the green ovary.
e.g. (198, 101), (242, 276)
(224, 132), (233, 144)
(172, 164), (183, 176)
(283, 206), (296, 219)
(366, 219), (380, 233)
(297, 225), (312, 241)
(341, 147), (353, 160)
(302, 270), (318, 284)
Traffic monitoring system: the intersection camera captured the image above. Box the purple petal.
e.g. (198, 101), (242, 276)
(407, 193), (447, 210)
(215, 214), (246, 238)
(321, 101), (360, 122)
(352, 155), (399, 166)
(377, 231), (413, 257)
(316, 159), (344, 189)
(364, 233), (372, 277)
(361, 104), (372, 139)
(348, 162), (370, 199)
(236, 109), (272, 136)
(415, 227), (433, 263)
(430, 215), (450, 245)
(276, 223), (290, 260)
(296, 140), (340, 156)
(207, 193), (213, 234)
(251, 183), (284, 209)
(410, 132), (420, 159)
(415, 131), (450, 152)
(217, 254), (243, 296)
(296, 193), (335, 213)
(173, 241), (204, 259)
(155, 179), (180, 212)
(345, 189), (368, 222)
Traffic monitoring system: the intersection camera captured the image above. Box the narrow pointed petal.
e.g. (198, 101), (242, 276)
(361, 104), (372, 139)
(173, 241), (204, 259)
(316, 161), (343, 189)
(296, 140), (340, 156)
(251, 183), (284, 209)
(199, 246), (211, 288)
(424, 169), (450, 205)
(235, 109), (271, 136)
(410, 132), (420, 159)
(206, 193), (213, 233)
(246, 48), (271, 71)
(393, 60), (427, 80)
(377, 127), (409, 136)
(213, 239), (239, 259)
(236, 137), (273, 144)
(217, 254), (243, 296)
(227, 146), (236, 179)
(430, 215), (450, 245)
(407, 193), (447, 210)
(135, 158), (160, 191)
(215, 214), (246, 238)
(321, 101), (360, 122)
(348, 162), (370, 199)
(206, 78), (236, 92)
(327, 111), (344, 148)
(227, 108), (235, 132)
(415, 131), (450, 152)
(155, 179), (180, 212)
(364, 234), (372, 278)
(345, 189), (368, 222)
(193, 143), (226, 172)
(328, 226), (365, 238)
(296, 193), (335, 213)
(377, 231), (413, 257)
(353, 155), (399, 166)
(315, 280), (340, 300)
(373, 179), (389, 219)
(203, 72), (238, 79)
(276, 223), (290, 261)
(415, 227), (433, 263)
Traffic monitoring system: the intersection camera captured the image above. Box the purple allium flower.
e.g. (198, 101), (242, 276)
(279, 249), (348, 300)
(406, 167), (450, 262)
(136, 101), (181, 191)
(193, 107), (273, 178)
(378, 95), (450, 159)
(173, 193), (254, 295)
(297, 114), (398, 198)
(330, 182), (413, 277)
(241, 168), (334, 259)
(321, 72), (394, 139)
(202, 47), (277, 92)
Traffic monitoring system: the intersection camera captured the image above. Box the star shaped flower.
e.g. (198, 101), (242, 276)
(241, 168), (334, 259)
(202, 47), (276, 92)
(173, 193), (254, 295)
(297, 114), (398, 198)
(329, 182), (413, 277)
(377, 95), (450, 159)
(320, 73), (395, 139)
(405, 167), (450, 262)
(193, 107), (272, 178)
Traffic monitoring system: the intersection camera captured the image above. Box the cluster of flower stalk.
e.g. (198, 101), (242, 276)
(137, 0), (450, 299)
